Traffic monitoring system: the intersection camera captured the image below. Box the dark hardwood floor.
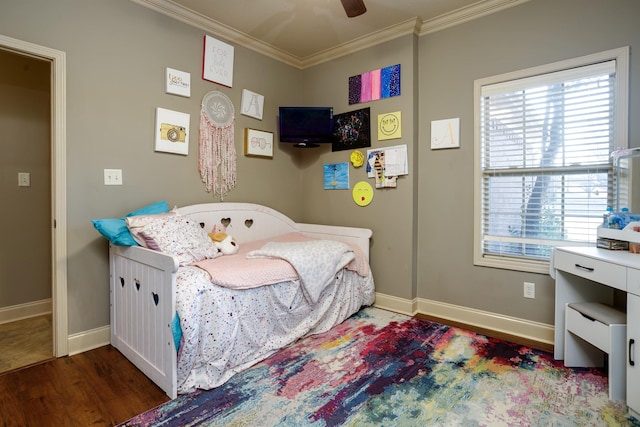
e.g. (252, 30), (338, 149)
(0, 345), (169, 427)
(415, 312), (554, 353)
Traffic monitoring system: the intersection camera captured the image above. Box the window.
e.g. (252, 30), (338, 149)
(474, 48), (629, 273)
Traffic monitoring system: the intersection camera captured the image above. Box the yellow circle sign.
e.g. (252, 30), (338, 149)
(352, 181), (373, 206)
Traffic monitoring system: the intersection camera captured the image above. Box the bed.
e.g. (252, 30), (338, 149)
(108, 202), (375, 399)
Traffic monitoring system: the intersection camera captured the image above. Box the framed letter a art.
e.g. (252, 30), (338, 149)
(241, 89), (264, 120)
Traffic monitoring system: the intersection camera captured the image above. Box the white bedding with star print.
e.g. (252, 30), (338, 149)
(175, 249), (374, 394)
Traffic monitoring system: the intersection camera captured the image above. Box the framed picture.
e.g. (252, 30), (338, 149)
(202, 35), (234, 87)
(244, 128), (273, 158)
(323, 162), (349, 190)
(332, 107), (371, 152)
(154, 107), (190, 155)
(165, 67), (191, 97)
(431, 118), (460, 149)
(240, 89), (264, 120)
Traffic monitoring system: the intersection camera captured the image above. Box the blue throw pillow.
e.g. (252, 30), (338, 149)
(171, 312), (182, 352)
(92, 200), (170, 246)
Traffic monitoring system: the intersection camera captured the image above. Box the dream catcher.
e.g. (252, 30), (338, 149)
(199, 90), (237, 199)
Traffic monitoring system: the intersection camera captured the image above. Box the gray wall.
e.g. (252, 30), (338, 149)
(416, 0), (640, 324)
(300, 35), (419, 301)
(1, 0), (639, 336)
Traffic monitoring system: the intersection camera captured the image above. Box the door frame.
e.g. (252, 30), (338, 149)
(0, 34), (68, 357)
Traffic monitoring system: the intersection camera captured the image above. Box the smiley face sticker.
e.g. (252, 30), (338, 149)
(377, 111), (402, 141)
(352, 181), (373, 206)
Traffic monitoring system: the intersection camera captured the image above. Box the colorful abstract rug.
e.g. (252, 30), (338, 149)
(121, 307), (638, 426)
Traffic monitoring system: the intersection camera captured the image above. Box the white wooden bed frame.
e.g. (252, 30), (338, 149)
(109, 202), (372, 399)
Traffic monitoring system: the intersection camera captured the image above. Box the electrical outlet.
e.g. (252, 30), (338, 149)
(523, 282), (535, 299)
(104, 169), (123, 185)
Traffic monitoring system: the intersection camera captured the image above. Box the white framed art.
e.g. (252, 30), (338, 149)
(154, 107), (190, 155)
(244, 128), (273, 158)
(240, 89), (264, 120)
(431, 118), (460, 149)
(202, 35), (234, 87)
(165, 67), (191, 97)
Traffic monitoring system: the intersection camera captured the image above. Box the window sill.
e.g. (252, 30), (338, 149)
(474, 255), (550, 275)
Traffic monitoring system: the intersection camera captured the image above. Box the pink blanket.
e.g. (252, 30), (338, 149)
(192, 233), (369, 290)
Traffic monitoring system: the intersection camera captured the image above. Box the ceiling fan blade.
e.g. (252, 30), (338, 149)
(340, 0), (367, 17)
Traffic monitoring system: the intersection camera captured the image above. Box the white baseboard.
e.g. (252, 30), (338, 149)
(66, 293), (553, 357)
(0, 299), (52, 324)
(67, 325), (110, 356)
(374, 292), (554, 345)
(373, 292), (416, 316)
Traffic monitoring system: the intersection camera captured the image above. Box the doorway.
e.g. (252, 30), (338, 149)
(0, 34), (67, 362)
(0, 49), (51, 372)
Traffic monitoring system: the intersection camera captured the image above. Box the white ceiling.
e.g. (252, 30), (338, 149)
(132, 0), (530, 68)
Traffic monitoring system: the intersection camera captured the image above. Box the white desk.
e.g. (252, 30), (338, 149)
(552, 247), (640, 417)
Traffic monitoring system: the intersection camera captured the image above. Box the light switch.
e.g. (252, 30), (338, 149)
(18, 172), (31, 187)
(104, 169), (123, 185)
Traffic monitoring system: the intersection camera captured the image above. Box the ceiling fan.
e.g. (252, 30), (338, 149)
(340, 0), (367, 17)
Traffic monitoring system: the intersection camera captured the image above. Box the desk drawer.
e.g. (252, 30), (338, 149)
(566, 305), (610, 353)
(555, 250), (626, 291)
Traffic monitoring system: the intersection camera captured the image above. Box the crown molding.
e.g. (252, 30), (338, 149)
(130, 0), (302, 67)
(420, 0), (532, 35)
(131, 0), (529, 69)
(300, 18), (421, 69)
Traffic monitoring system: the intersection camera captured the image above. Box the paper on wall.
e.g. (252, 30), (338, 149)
(367, 145), (408, 178)
(366, 144), (408, 188)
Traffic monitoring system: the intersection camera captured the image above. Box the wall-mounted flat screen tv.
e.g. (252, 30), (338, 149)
(278, 106), (334, 148)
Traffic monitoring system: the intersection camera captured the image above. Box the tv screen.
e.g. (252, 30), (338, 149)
(278, 106), (334, 147)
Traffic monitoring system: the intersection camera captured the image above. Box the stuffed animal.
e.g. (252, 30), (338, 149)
(209, 231), (239, 255)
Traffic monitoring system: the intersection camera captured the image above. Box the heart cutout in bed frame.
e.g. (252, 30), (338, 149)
(152, 292), (159, 306)
(245, 219), (253, 228)
(221, 217), (231, 228)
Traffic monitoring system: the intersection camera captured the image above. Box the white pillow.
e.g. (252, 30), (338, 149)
(137, 215), (219, 265)
(125, 210), (179, 247)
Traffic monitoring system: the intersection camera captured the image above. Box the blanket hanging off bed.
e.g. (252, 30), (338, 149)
(246, 240), (355, 304)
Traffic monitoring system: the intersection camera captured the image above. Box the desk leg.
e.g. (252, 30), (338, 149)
(609, 324), (627, 401)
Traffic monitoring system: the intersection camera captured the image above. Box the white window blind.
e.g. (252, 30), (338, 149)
(477, 59), (618, 268)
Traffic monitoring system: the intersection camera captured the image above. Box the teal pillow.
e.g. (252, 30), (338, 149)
(171, 312), (182, 352)
(92, 200), (170, 246)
